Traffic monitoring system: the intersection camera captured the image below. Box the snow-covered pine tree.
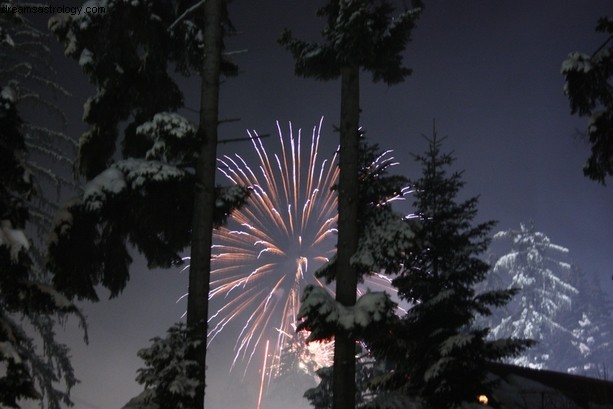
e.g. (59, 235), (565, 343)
(384, 131), (531, 409)
(298, 138), (414, 408)
(1, 7), (86, 408)
(49, 2), (247, 407)
(131, 323), (200, 409)
(561, 16), (613, 184)
(487, 222), (579, 371)
(568, 267), (613, 378)
(304, 353), (384, 409)
(280, 4), (422, 408)
(48, 1), (245, 301)
(47, 2), (248, 300)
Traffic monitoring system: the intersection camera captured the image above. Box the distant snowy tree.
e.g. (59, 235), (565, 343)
(380, 132), (531, 409)
(487, 223), (579, 371)
(281, 3), (422, 408)
(1, 6), (85, 408)
(561, 16), (613, 184)
(565, 266), (613, 377)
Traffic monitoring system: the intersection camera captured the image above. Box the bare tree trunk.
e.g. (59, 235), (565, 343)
(186, 0), (223, 407)
(333, 64), (360, 409)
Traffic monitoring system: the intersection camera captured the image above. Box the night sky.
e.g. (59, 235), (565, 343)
(43, 1), (613, 408)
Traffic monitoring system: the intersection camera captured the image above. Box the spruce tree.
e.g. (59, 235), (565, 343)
(387, 131), (531, 409)
(49, 2), (246, 407)
(280, 3), (421, 408)
(297, 138), (414, 408)
(488, 223), (579, 371)
(567, 267), (613, 377)
(1, 8), (85, 408)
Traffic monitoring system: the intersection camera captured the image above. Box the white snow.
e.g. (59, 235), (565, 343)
(0, 220), (30, 260)
(298, 286), (395, 341)
(78, 48), (94, 67)
(1, 85), (16, 104)
(351, 208), (414, 272)
(80, 159), (186, 212)
(0, 341), (21, 363)
(34, 282), (74, 309)
(136, 112), (196, 140)
(82, 95), (95, 121)
(82, 167), (127, 211)
(1, 30), (15, 47)
(114, 158), (185, 189)
(136, 113), (196, 161)
(561, 52), (592, 74)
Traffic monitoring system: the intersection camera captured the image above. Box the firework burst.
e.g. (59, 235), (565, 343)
(180, 118), (406, 384)
(209, 118), (338, 376)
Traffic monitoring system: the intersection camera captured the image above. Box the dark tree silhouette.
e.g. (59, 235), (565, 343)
(562, 16), (613, 184)
(382, 131), (532, 409)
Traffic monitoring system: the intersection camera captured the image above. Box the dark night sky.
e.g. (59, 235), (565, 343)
(42, 1), (613, 408)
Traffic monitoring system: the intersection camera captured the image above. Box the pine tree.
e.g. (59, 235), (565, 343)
(297, 138), (414, 408)
(567, 267), (613, 377)
(280, 3), (422, 408)
(385, 132), (531, 409)
(1, 7), (85, 408)
(561, 16), (613, 184)
(49, 2), (246, 407)
(488, 223), (579, 371)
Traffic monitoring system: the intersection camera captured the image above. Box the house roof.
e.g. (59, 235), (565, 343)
(485, 362), (613, 408)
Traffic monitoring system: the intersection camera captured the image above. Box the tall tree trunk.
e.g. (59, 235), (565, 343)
(186, 0), (223, 407)
(333, 64), (360, 409)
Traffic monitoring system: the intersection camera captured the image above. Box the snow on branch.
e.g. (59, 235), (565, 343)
(81, 158), (188, 212)
(351, 208), (414, 273)
(297, 285), (396, 342)
(0, 220), (30, 260)
(136, 112), (198, 163)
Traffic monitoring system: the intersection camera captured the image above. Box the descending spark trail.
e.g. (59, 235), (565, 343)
(257, 340), (269, 409)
